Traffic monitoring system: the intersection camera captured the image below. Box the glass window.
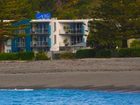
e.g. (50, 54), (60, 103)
(71, 36), (83, 45)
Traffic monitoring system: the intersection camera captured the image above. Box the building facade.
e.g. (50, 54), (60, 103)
(5, 18), (91, 53)
(10, 19), (31, 52)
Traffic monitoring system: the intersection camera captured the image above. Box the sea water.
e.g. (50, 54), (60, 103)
(0, 89), (139, 105)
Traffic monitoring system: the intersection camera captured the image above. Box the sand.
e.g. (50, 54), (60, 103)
(0, 58), (140, 91)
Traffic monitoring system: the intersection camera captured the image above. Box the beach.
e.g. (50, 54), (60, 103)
(0, 58), (140, 91)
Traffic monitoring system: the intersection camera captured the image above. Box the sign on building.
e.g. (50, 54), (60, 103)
(36, 13), (51, 19)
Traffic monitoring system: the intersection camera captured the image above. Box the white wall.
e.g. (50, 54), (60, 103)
(83, 21), (89, 47)
(50, 20), (60, 51)
(4, 39), (12, 53)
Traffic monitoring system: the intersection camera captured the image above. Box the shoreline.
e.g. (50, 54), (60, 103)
(1, 84), (140, 92)
(0, 58), (140, 91)
(0, 86), (140, 92)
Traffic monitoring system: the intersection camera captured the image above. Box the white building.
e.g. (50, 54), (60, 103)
(30, 18), (92, 52)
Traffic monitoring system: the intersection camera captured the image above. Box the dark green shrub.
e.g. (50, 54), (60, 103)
(6, 53), (19, 60)
(35, 52), (49, 60)
(95, 49), (112, 58)
(53, 53), (60, 60)
(76, 49), (95, 58)
(0, 53), (19, 60)
(111, 49), (119, 57)
(118, 48), (140, 57)
(18, 52), (34, 60)
(131, 48), (140, 57)
(118, 48), (131, 57)
(76, 48), (140, 58)
(59, 52), (76, 59)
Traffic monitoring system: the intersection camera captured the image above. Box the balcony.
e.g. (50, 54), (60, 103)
(60, 46), (84, 52)
(31, 29), (49, 35)
(31, 41), (48, 47)
(60, 29), (83, 35)
(17, 43), (25, 48)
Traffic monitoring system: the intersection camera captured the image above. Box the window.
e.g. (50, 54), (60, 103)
(54, 35), (56, 45)
(71, 36), (83, 45)
(19, 38), (25, 47)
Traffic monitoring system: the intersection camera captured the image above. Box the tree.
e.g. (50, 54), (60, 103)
(29, 0), (56, 14)
(54, 0), (80, 19)
(130, 40), (140, 48)
(27, 0), (100, 19)
(93, 0), (140, 48)
(0, 0), (32, 52)
(0, 0), (32, 36)
(54, 0), (100, 19)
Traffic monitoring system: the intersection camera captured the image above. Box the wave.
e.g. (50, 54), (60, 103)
(0, 89), (34, 91)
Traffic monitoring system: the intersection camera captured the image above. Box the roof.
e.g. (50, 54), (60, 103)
(30, 18), (93, 23)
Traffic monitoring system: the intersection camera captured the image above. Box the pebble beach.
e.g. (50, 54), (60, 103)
(0, 58), (140, 91)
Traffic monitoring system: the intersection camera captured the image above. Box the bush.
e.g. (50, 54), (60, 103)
(0, 52), (34, 60)
(76, 48), (140, 58)
(118, 48), (140, 57)
(76, 49), (111, 58)
(59, 52), (76, 59)
(76, 49), (95, 58)
(0, 53), (19, 60)
(53, 53), (60, 60)
(130, 40), (140, 48)
(131, 48), (140, 57)
(95, 49), (112, 58)
(18, 52), (34, 60)
(7, 53), (19, 60)
(35, 52), (49, 60)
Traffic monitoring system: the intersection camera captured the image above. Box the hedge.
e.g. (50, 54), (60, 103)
(18, 52), (35, 60)
(0, 52), (49, 61)
(59, 52), (76, 59)
(76, 48), (140, 58)
(0, 52), (35, 60)
(35, 52), (50, 60)
(118, 48), (140, 57)
(0, 53), (19, 60)
(95, 49), (112, 58)
(76, 49), (95, 58)
(0, 48), (140, 60)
